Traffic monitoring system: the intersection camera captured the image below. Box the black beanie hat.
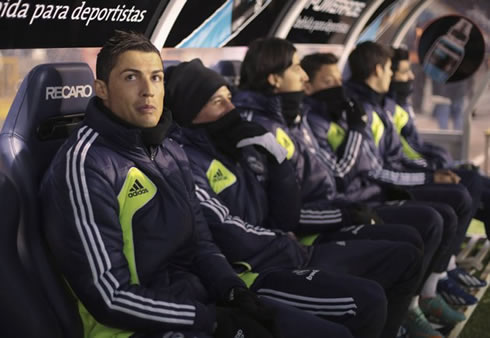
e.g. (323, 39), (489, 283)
(165, 58), (228, 127)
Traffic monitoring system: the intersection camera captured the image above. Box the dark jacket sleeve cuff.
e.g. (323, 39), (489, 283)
(193, 303), (217, 334)
(425, 172), (434, 184)
(214, 276), (247, 302)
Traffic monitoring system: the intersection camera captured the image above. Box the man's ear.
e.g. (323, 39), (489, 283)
(94, 79), (108, 100)
(374, 64), (383, 78)
(267, 73), (281, 90)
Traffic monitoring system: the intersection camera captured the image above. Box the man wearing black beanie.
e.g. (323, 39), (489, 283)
(166, 59), (287, 162)
(166, 59), (229, 127)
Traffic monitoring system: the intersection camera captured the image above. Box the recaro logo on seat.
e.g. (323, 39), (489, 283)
(45, 85), (93, 100)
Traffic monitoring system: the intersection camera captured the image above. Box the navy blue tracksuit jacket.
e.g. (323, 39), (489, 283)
(41, 98), (244, 336)
(231, 89), (361, 233)
(386, 91), (453, 169)
(344, 81), (475, 268)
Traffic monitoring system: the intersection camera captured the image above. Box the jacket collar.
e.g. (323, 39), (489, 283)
(84, 97), (172, 150)
(173, 125), (218, 155)
(303, 96), (328, 118)
(344, 80), (385, 108)
(232, 89), (305, 126)
(387, 87), (408, 107)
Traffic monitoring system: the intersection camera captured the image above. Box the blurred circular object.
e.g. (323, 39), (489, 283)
(418, 15), (484, 83)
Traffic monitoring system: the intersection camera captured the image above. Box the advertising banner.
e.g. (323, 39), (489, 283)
(0, 0), (167, 48)
(165, 0), (272, 48)
(286, 0), (371, 44)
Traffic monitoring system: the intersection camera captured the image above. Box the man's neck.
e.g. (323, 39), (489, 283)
(351, 81), (385, 106)
(364, 77), (383, 94)
(96, 98), (137, 129)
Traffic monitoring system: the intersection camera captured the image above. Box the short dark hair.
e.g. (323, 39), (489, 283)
(239, 37), (296, 93)
(301, 53), (338, 82)
(96, 30), (161, 83)
(391, 46), (409, 73)
(348, 41), (393, 81)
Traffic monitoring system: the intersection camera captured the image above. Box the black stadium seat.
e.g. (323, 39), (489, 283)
(0, 63), (94, 338)
(163, 59), (181, 70)
(212, 59), (242, 87)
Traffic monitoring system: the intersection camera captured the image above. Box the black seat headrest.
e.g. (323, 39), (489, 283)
(1, 62), (94, 180)
(212, 60), (242, 86)
(163, 59), (181, 70)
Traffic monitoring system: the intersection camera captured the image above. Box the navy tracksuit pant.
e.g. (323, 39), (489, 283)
(134, 297), (355, 338)
(254, 239), (421, 338)
(408, 183), (473, 269)
(375, 202), (445, 278)
(309, 240), (422, 338)
(453, 168), (483, 218)
(316, 203), (442, 292)
(252, 239), (422, 338)
(475, 175), (490, 238)
(416, 201), (459, 272)
(251, 266), (386, 338)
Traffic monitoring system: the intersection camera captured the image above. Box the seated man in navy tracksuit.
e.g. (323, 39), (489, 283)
(388, 46), (490, 265)
(41, 30), (312, 338)
(343, 41), (480, 307)
(165, 58), (425, 338)
(300, 51), (469, 338)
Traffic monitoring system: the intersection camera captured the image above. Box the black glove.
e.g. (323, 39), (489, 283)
(222, 288), (279, 337)
(345, 99), (366, 129)
(456, 162), (480, 172)
(346, 204), (384, 225)
(233, 122), (287, 164)
(204, 111), (287, 164)
(225, 288), (275, 321)
(383, 186), (413, 201)
(215, 307), (274, 338)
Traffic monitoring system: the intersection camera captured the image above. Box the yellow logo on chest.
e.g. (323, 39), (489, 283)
(206, 159), (237, 194)
(275, 127), (295, 159)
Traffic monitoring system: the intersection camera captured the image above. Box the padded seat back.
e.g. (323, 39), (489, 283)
(212, 59), (242, 87)
(0, 63), (95, 338)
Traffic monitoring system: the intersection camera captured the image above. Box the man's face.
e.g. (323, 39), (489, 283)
(377, 59), (393, 93)
(304, 63), (342, 95)
(393, 60), (414, 83)
(95, 50), (164, 128)
(192, 86), (234, 124)
(273, 52), (309, 93)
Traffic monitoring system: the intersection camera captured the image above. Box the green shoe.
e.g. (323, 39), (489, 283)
(419, 295), (466, 326)
(404, 307), (443, 338)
